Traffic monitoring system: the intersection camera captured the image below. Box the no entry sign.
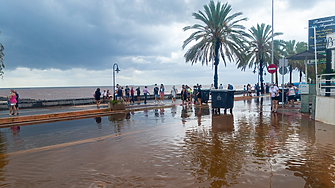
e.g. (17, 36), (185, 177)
(267, 64), (277, 74)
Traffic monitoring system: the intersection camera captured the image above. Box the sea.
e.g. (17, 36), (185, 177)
(0, 84), (245, 100)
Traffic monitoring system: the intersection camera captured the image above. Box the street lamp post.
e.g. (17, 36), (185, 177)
(113, 63), (120, 100)
(271, 0), (274, 84)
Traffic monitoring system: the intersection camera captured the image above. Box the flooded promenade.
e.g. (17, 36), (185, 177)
(0, 97), (334, 187)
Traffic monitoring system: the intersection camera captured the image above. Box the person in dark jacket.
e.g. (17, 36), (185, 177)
(15, 90), (19, 115)
(94, 88), (101, 108)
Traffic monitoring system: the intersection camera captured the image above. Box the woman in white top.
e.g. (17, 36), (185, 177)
(269, 83), (280, 113)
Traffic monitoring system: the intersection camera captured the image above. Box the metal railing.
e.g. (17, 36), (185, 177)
(317, 73), (335, 96)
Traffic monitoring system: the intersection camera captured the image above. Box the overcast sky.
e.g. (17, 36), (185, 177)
(0, 0), (334, 88)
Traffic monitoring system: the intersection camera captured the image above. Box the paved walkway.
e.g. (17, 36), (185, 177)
(0, 99), (181, 127)
(0, 100), (169, 119)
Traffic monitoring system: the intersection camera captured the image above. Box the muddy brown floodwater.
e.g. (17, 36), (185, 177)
(0, 97), (334, 188)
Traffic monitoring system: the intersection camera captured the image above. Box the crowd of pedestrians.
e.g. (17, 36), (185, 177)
(93, 83), (206, 108)
(93, 82), (300, 110)
(269, 82), (298, 113)
(243, 83), (269, 97)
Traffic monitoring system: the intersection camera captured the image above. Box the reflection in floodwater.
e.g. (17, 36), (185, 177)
(181, 106), (188, 125)
(194, 106), (211, 126)
(171, 105), (177, 117)
(184, 115), (242, 187)
(108, 113), (127, 122)
(0, 130), (8, 183)
(212, 114), (234, 132)
(94, 117), (102, 124)
(154, 109), (159, 117)
(181, 105), (195, 125)
(108, 113), (130, 134)
(194, 105), (210, 116)
(126, 112), (131, 119)
(1, 99), (335, 187)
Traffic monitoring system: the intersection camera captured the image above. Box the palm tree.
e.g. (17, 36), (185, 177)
(283, 40), (297, 83)
(182, 0), (248, 89)
(0, 31), (4, 78)
(240, 23), (283, 93)
(283, 41), (308, 83)
(295, 42), (307, 82)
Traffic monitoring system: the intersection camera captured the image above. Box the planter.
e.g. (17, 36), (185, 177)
(108, 102), (126, 111)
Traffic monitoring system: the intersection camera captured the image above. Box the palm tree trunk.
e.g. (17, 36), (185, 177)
(214, 64), (218, 89)
(260, 59), (264, 94)
(213, 40), (220, 89)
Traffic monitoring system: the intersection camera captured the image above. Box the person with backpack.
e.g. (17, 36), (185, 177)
(125, 86), (130, 105)
(117, 86), (124, 101)
(136, 87), (141, 103)
(228, 84), (233, 90)
(154, 84), (159, 103)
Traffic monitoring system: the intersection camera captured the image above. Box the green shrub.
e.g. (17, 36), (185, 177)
(109, 100), (123, 105)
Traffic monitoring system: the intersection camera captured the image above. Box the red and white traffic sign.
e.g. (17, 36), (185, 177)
(267, 64), (277, 74)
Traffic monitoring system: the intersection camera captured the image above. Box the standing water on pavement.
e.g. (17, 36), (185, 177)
(0, 97), (333, 187)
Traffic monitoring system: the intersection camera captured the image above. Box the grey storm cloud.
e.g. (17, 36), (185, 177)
(0, 0), (201, 71)
(0, 0), (325, 72)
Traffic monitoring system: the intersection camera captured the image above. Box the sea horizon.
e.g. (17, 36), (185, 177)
(0, 84), (249, 100)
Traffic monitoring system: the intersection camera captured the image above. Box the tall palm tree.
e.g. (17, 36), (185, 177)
(182, 0), (248, 89)
(0, 31), (4, 78)
(283, 41), (308, 83)
(240, 23), (283, 93)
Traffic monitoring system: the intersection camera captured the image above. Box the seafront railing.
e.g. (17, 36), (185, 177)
(317, 73), (335, 96)
(0, 89), (251, 110)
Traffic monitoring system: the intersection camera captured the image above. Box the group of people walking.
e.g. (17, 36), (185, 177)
(182, 84), (205, 106)
(94, 85), (139, 108)
(269, 83), (298, 113)
(8, 89), (19, 116)
(243, 83), (268, 97)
